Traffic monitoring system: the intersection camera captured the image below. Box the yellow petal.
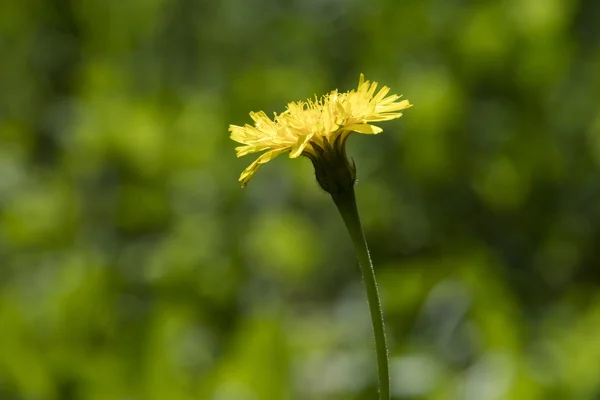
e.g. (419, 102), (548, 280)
(365, 113), (404, 122)
(367, 81), (378, 97)
(346, 124), (383, 134)
(358, 73), (365, 88)
(289, 133), (314, 158)
(372, 86), (391, 103)
(378, 99), (412, 113)
(235, 145), (269, 157)
(229, 125), (249, 143)
(378, 95), (401, 105)
(249, 111), (269, 124)
(239, 148), (287, 187)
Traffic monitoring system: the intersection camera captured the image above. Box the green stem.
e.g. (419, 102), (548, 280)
(331, 188), (390, 400)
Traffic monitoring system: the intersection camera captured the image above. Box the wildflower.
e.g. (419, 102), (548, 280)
(230, 74), (413, 400)
(229, 74), (412, 194)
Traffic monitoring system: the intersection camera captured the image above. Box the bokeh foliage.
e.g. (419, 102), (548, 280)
(2, 0), (600, 399)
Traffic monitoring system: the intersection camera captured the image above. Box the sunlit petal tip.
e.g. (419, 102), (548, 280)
(380, 99), (413, 113)
(379, 95), (401, 104)
(229, 125), (249, 142)
(238, 169), (254, 187)
(367, 81), (378, 96)
(358, 73), (365, 88)
(346, 124), (383, 134)
(397, 99), (413, 110)
(249, 111), (265, 121)
(373, 86), (391, 102)
(235, 145), (257, 157)
(228, 124), (243, 134)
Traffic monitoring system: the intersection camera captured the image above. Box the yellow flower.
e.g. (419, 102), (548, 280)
(230, 74), (412, 189)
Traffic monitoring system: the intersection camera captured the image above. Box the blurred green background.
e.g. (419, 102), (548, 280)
(2, 0), (600, 399)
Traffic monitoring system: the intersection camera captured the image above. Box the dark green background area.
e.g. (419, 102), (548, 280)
(2, 0), (600, 399)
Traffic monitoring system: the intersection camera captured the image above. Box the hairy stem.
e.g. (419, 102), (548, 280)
(331, 188), (390, 400)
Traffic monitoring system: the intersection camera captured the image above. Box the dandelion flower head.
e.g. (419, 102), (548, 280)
(230, 74), (412, 188)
